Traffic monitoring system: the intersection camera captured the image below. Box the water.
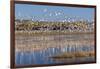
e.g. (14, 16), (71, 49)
(15, 46), (95, 65)
(15, 34), (95, 66)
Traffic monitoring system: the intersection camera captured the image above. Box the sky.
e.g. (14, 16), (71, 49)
(15, 4), (95, 22)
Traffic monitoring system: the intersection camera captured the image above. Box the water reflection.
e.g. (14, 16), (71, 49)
(15, 45), (95, 65)
(15, 34), (95, 65)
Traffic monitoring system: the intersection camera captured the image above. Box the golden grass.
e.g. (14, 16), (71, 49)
(51, 51), (95, 59)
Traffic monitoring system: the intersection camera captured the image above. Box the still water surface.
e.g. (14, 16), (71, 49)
(15, 34), (95, 65)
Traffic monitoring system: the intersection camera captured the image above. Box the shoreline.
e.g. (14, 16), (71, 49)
(15, 31), (94, 36)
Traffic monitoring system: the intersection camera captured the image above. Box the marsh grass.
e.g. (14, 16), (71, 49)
(50, 51), (95, 59)
(15, 31), (94, 36)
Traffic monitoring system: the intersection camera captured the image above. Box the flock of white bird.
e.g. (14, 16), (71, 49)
(17, 8), (93, 23)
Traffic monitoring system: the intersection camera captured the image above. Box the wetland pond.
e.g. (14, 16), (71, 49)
(15, 33), (95, 66)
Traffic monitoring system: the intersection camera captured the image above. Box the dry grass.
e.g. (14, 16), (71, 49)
(51, 51), (95, 59)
